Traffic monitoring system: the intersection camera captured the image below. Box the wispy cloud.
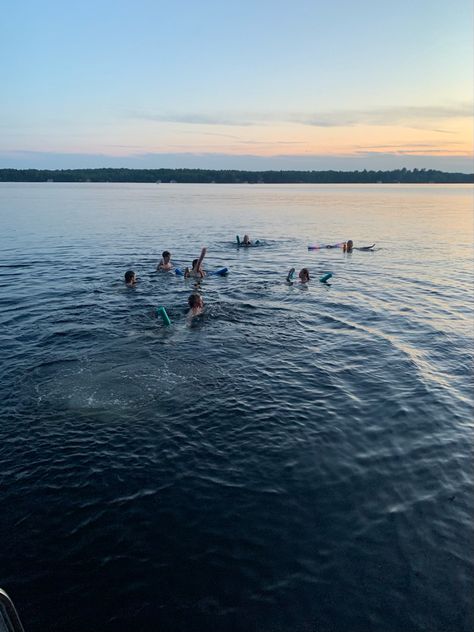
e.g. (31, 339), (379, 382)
(292, 104), (473, 127)
(129, 103), (473, 129)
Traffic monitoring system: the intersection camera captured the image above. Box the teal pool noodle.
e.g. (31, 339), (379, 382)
(236, 235), (240, 245)
(157, 306), (171, 326)
(319, 272), (333, 283)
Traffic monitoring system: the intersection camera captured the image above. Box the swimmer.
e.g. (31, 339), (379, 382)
(286, 267), (310, 284)
(157, 250), (172, 271)
(188, 292), (204, 316)
(343, 240), (375, 252)
(242, 234), (252, 246)
(184, 247), (207, 278)
(124, 270), (136, 286)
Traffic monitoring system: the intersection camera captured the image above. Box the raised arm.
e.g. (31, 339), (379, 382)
(195, 247), (207, 272)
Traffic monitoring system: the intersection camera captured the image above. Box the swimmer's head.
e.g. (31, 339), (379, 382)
(162, 250), (171, 261)
(188, 293), (203, 309)
(299, 268), (310, 282)
(124, 270), (136, 285)
(346, 239), (353, 251)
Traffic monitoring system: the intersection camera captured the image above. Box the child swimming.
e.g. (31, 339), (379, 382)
(188, 292), (204, 316)
(184, 247), (207, 278)
(343, 240), (375, 252)
(157, 250), (173, 271)
(286, 267), (310, 283)
(124, 270), (136, 286)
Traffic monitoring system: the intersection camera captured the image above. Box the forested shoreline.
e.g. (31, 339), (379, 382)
(0, 167), (472, 184)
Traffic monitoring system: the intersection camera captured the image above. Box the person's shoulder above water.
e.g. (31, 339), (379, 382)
(188, 292), (204, 316)
(157, 250), (173, 271)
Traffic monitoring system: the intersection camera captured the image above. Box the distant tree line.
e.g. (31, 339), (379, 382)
(0, 167), (472, 184)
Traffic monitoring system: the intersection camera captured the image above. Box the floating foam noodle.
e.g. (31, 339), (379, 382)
(319, 273), (333, 283)
(210, 267), (228, 276)
(157, 306), (171, 325)
(175, 267), (228, 277)
(308, 243), (345, 250)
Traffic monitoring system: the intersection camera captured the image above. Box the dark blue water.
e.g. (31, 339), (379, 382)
(1, 183), (473, 632)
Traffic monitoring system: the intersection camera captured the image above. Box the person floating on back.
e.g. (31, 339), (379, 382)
(124, 270), (136, 286)
(184, 247), (207, 278)
(157, 250), (173, 271)
(286, 267), (310, 284)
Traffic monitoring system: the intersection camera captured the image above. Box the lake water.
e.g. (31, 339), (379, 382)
(0, 183), (473, 632)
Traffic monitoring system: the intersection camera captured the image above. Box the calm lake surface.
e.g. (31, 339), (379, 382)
(0, 183), (473, 632)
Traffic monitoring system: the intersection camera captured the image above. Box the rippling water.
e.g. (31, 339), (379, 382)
(0, 183), (473, 632)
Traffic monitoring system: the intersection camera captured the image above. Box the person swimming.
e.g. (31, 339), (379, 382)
(242, 234), (252, 246)
(286, 267), (310, 283)
(157, 250), (172, 271)
(124, 270), (136, 286)
(187, 292), (204, 316)
(343, 240), (375, 252)
(184, 247), (207, 278)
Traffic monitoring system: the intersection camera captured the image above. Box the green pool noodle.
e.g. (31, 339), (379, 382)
(319, 272), (333, 283)
(157, 306), (171, 326)
(236, 235), (240, 245)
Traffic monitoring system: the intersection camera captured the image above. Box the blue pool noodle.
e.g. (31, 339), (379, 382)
(210, 267), (228, 276)
(175, 267), (228, 277)
(319, 272), (333, 283)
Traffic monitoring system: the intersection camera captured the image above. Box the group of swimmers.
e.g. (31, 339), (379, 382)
(124, 246), (209, 316)
(124, 235), (368, 318)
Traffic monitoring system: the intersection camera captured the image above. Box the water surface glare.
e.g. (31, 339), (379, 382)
(0, 183), (473, 632)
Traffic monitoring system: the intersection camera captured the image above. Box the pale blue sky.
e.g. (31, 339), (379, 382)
(1, 0), (472, 170)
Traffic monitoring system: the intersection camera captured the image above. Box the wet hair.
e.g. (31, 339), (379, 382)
(192, 258), (198, 268)
(162, 250), (170, 258)
(346, 240), (353, 251)
(300, 268), (310, 281)
(188, 293), (202, 308)
(124, 270), (135, 284)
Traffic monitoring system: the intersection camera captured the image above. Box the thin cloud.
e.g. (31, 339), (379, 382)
(356, 141), (463, 150)
(129, 103), (473, 128)
(293, 104), (473, 127)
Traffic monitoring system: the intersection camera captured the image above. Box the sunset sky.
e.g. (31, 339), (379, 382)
(1, 0), (472, 171)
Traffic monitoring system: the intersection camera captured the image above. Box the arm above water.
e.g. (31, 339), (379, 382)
(195, 247), (207, 273)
